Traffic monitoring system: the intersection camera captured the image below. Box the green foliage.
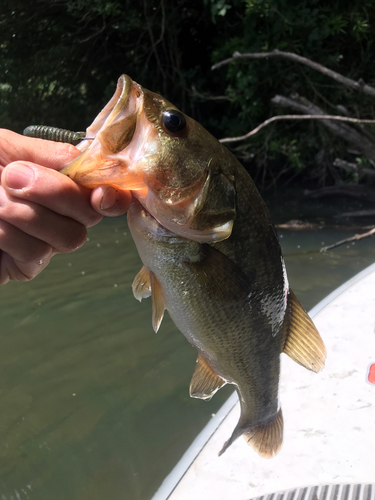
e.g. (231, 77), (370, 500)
(210, 0), (375, 183)
(0, 0), (219, 131)
(1, 0), (375, 184)
(204, 0), (235, 22)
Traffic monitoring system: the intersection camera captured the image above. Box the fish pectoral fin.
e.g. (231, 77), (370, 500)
(133, 267), (166, 332)
(219, 409), (284, 459)
(132, 266), (151, 301)
(283, 289), (326, 372)
(150, 272), (165, 333)
(190, 354), (226, 400)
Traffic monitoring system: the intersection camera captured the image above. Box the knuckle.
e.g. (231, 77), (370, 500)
(86, 212), (103, 228)
(22, 242), (54, 266)
(58, 225), (87, 253)
(0, 251), (45, 284)
(56, 142), (80, 158)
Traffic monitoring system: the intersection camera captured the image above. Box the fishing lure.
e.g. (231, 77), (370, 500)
(23, 125), (90, 146)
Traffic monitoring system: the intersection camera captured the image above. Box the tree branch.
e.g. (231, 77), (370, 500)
(190, 85), (231, 102)
(219, 113), (375, 144)
(212, 49), (375, 99)
(321, 227), (375, 252)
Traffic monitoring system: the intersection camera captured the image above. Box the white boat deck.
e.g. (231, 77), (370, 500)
(153, 263), (375, 500)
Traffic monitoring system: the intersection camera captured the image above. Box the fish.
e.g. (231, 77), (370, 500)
(61, 75), (326, 458)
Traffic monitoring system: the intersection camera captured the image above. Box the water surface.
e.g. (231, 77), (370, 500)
(0, 191), (374, 500)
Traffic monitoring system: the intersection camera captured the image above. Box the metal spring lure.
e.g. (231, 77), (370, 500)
(23, 125), (91, 146)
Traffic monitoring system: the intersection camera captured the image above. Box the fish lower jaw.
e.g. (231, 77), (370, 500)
(129, 198), (177, 239)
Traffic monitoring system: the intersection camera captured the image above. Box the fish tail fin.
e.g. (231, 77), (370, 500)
(219, 409), (283, 458)
(244, 409), (284, 458)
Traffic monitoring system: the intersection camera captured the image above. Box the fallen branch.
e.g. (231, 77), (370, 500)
(321, 227), (375, 252)
(275, 220), (321, 230)
(212, 49), (375, 99)
(276, 221), (375, 231)
(333, 158), (375, 178)
(338, 210), (375, 217)
(219, 113), (375, 144)
(272, 94), (375, 161)
(304, 185), (375, 203)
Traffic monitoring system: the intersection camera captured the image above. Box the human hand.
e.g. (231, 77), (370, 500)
(0, 129), (132, 284)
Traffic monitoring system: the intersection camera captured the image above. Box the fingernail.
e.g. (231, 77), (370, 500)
(5, 163), (34, 190)
(100, 187), (118, 210)
(0, 187), (9, 207)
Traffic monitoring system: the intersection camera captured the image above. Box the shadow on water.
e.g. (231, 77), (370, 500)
(0, 190), (374, 499)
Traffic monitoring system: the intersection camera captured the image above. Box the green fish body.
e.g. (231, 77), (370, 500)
(62, 75), (326, 458)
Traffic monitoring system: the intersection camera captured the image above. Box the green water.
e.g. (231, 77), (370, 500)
(0, 192), (374, 500)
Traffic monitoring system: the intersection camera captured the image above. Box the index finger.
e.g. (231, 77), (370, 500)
(2, 161), (102, 228)
(0, 129), (80, 170)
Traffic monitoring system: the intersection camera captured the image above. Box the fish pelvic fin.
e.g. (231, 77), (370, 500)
(190, 353), (226, 400)
(219, 409), (283, 459)
(283, 289), (326, 372)
(132, 267), (165, 332)
(132, 266), (151, 301)
(150, 271), (165, 333)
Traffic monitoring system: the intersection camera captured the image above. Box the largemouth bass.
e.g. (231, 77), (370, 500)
(62, 75), (326, 458)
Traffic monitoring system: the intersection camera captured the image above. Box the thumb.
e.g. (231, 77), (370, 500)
(90, 186), (132, 217)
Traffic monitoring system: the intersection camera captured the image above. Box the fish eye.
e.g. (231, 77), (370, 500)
(162, 110), (187, 134)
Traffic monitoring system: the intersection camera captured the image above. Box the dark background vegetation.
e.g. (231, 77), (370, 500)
(1, 0), (375, 187)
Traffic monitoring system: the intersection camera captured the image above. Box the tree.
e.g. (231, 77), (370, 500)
(2, 0), (375, 185)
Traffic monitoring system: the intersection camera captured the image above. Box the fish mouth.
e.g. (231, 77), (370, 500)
(61, 75), (146, 189)
(129, 197), (177, 240)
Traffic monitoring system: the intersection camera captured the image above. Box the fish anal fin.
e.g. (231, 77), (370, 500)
(150, 271), (165, 333)
(190, 353), (226, 400)
(283, 289), (326, 372)
(219, 409), (284, 459)
(132, 266), (151, 302)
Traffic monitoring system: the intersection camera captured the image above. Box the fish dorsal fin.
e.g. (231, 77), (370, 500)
(283, 290), (326, 372)
(190, 353), (226, 400)
(150, 271), (165, 333)
(132, 266), (151, 301)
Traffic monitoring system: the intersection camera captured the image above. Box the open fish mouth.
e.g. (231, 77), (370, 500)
(61, 75), (148, 190)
